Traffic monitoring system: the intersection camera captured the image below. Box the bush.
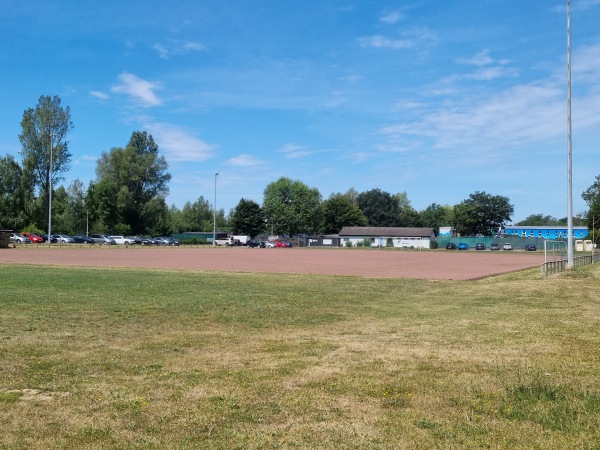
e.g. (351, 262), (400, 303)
(345, 241), (353, 248)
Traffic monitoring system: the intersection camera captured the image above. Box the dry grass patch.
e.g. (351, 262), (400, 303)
(1, 263), (600, 448)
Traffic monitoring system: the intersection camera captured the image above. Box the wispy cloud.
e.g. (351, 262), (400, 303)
(153, 39), (206, 59)
(144, 122), (216, 162)
(552, 0), (600, 13)
(358, 35), (413, 49)
(227, 154), (265, 166)
(456, 49), (494, 66)
(280, 143), (312, 159)
(380, 10), (404, 24)
(358, 28), (434, 50)
(89, 90), (110, 100)
(111, 72), (162, 107)
(380, 82), (566, 158)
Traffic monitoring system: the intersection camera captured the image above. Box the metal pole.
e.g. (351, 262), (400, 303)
(213, 172), (219, 245)
(48, 131), (54, 246)
(566, 0), (574, 268)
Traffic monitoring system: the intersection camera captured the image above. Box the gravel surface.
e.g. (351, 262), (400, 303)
(1, 246), (545, 280)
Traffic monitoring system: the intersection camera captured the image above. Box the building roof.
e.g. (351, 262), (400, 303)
(338, 227), (435, 238)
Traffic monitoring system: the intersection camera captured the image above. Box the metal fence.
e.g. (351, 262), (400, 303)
(541, 253), (600, 276)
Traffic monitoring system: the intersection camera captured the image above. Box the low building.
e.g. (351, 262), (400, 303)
(338, 227), (435, 249)
(503, 225), (588, 239)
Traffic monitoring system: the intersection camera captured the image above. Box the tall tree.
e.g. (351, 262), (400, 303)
(230, 198), (264, 237)
(92, 131), (171, 234)
(19, 95), (73, 226)
(453, 191), (513, 236)
(582, 175), (600, 231)
(357, 188), (399, 227)
(322, 193), (367, 234)
(0, 155), (27, 230)
(263, 177), (322, 236)
(515, 214), (560, 226)
(421, 203), (453, 235)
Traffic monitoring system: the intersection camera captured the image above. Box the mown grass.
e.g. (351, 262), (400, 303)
(1, 263), (600, 449)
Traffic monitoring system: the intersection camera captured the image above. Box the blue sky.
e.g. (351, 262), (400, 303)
(1, 1), (599, 222)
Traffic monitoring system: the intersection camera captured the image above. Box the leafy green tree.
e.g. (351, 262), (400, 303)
(19, 95), (73, 227)
(356, 188), (399, 227)
(515, 214), (559, 226)
(263, 177), (322, 236)
(421, 203), (453, 235)
(453, 191), (513, 236)
(230, 198), (264, 237)
(322, 193), (367, 234)
(91, 131), (171, 234)
(0, 155), (28, 230)
(397, 206), (423, 227)
(583, 175), (600, 232)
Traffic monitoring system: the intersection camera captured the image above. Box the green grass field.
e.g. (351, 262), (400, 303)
(1, 263), (600, 449)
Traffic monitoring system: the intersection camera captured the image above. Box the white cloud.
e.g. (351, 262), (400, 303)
(380, 82), (566, 158)
(358, 35), (413, 49)
(153, 39), (206, 59)
(380, 11), (403, 24)
(465, 66), (519, 81)
(111, 72), (162, 107)
(89, 90), (110, 100)
(144, 122), (215, 162)
(227, 154), (265, 166)
(552, 0), (600, 12)
(456, 49), (494, 66)
(280, 143), (312, 159)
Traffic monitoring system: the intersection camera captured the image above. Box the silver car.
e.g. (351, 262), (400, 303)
(54, 234), (75, 244)
(91, 234), (117, 245)
(9, 233), (32, 244)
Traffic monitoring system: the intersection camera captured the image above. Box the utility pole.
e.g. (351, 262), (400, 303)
(566, 0), (574, 268)
(48, 131), (54, 246)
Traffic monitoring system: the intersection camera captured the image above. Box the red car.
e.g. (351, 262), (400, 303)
(21, 232), (43, 243)
(275, 240), (289, 248)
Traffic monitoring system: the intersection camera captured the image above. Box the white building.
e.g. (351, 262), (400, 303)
(338, 227), (436, 249)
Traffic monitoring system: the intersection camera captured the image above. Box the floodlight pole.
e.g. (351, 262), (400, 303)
(566, 0), (574, 268)
(213, 172), (219, 245)
(48, 131), (54, 246)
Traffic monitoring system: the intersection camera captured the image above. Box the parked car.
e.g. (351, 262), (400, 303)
(446, 243), (457, 250)
(164, 237), (180, 246)
(91, 234), (117, 245)
(72, 235), (94, 244)
(475, 243), (486, 250)
(54, 234), (75, 244)
(40, 234), (58, 243)
(457, 243), (469, 250)
(490, 243), (500, 251)
(525, 244), (537, 251)
(503, 243), (513, 251)
(21, 232), (43, 243)
(262, 241), (276, 248)
(109, 235), (137, 245)
(246, 239), (261, 248)
(9, 233), (31, 244)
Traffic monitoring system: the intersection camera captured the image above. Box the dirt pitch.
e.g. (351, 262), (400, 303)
(0, 246), (545, 280)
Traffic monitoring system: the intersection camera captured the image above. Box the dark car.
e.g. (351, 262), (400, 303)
(457, 243), (469, 250)
(446, 243), (457, 250)
(475, 243), (486, 250)
(40, 234), (58, 243)
(525, 244), (537, 252)
(490, 243), (500, 251)
(246, 239), (261, 248)
(72, 235), (95, 244)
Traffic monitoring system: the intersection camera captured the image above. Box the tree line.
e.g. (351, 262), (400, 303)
(1, 95), (598, 241)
